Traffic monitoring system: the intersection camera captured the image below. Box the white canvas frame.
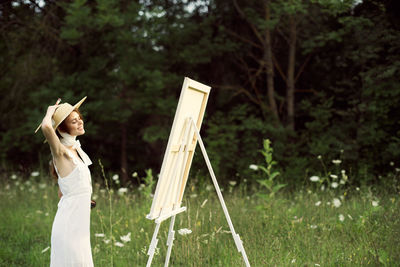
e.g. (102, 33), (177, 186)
(147, 77), (211, 221)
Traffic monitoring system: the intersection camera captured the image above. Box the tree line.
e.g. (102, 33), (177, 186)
(0, 0), (399, 186)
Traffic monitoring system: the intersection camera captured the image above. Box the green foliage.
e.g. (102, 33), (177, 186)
(0, 0), (399, 187)
(197, 104), (268, 179)
(139, 168), (155, 199)
(255, 139), (286, 201)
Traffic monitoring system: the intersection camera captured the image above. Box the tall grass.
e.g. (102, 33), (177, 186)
(0, 171), (399, 266)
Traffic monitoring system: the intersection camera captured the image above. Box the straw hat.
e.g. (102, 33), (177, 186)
(35, 96), (87, 133)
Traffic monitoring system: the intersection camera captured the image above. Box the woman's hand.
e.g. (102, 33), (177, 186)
(41, 98), (61, 129)
(45, 98), (61, 117)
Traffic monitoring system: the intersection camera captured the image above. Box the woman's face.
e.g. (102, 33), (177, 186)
(64, 111), (85, 136)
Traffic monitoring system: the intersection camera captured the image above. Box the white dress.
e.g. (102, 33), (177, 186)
(50, 150), (94, 267)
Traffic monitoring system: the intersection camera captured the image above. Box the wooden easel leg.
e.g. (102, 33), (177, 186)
(190, 118), (251, 267)
(164, 215), (176, 267)
(147, 222), (161, 267)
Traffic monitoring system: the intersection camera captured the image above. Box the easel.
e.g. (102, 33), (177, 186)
(145, 117), (250, 267)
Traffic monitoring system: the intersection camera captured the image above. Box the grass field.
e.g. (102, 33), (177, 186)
(1, 172), (399, 266)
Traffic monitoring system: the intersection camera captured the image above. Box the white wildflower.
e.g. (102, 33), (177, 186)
(315, 264), (321, 267)
(332, 198), (341, 208)
(11, 174), (17, 180)
(190, 194), (198, 198)
(347, 214), (353, 220)
(291, 259), (296, 263)
(132, 172), (138, 177)
(339, 214), (345, 222)
(309, 176), (320, 182)
(340, 179), (345, 184)
(315, 201), (321, 207)
(390, 161), (395, 166)
(249, 164), (258, 171)
(120, 232), (131, 243)
(396, 168), (400, 172)
(341, 170), (346, 174)
(31, 171), (39, 177)
(310, 225), (317, 229)
(103, 239), (111, 244)
(112, 174), (119, 181)
(332, 159), (342, 165)
(229, 181), (237, 186)
(178, 228), (192, 235)
(206, 185), (213, 191)
(356, 187), (360, 191)
(372, 200), (379, 207)
(118, 187), (128, 195)
(320, 184), (325, 191)
(330, 174), (338, 179)
(95, 233), (105, 237)
(317, 155), (322, 159)
(331, 182), (339, 188)
(39, 183), (46, 189)
(41, 246), (50, 253)
(115, 242), (124, 247)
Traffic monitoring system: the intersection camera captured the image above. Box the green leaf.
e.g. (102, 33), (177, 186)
(258, 165), (269, 174)
(272, 184), (287, 192)
(269, 171), (280, 180)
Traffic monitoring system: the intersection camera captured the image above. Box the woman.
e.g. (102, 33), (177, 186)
(35, 96), (94, 267)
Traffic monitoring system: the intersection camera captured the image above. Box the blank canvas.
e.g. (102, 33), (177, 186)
(147, 77), (211, 220)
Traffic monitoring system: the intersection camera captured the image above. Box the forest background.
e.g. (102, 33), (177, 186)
(1, 0), (399, 188)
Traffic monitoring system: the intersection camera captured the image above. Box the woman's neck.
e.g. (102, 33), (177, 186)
(58, 131), (77, 148)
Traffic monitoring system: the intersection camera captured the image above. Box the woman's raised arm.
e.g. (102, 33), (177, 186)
(41, 99), (64, 157)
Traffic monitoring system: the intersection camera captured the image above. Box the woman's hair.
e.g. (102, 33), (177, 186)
(50, 108), (84, 181)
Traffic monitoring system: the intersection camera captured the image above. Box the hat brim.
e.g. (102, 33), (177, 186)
(34, 96), (87, 134)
